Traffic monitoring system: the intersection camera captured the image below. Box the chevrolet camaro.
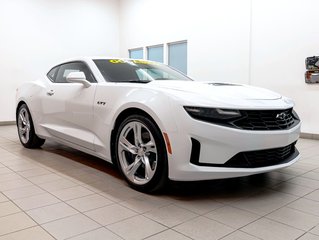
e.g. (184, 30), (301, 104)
(16, 57), (301, 192)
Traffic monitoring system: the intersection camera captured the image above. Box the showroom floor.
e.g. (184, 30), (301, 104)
(0, 126), (318, 240)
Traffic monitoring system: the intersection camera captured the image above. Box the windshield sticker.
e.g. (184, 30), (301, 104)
(108, 59), (156, 65)
(109, 59), (125, 64)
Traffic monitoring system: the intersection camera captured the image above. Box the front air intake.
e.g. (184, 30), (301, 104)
(190, 138), (201, 165)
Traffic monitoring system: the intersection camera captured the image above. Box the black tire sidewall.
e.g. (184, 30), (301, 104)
(114, 115), (168, 193)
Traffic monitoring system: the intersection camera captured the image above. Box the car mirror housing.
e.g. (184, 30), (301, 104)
(66, 72), (91, 88)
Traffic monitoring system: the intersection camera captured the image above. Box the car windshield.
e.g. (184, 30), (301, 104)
(93, 59), (192, 83)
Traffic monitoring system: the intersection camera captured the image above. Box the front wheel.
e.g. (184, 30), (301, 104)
(16, 104), (45, 148)
(114, 115), (168, 193)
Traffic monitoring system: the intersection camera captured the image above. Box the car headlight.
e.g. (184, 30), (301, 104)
(292, 109), (300, 120)
(184, 106), (242, 123)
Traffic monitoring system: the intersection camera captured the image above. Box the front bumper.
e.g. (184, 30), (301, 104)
(167, 111), (301, 181)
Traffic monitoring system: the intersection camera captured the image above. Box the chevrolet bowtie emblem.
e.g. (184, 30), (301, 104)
(276, 112), (287, 120)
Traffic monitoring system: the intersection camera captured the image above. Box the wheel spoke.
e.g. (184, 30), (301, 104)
(133, 123), (142, 146)
(119, 137), (138, 154)
(19, 113), (25, 123)
(144, 140), (156, 153)
(142, 155), (155, 180)
(19, 126), (26, 134)
(24, 111), (29, 124)
(126, 157), (142, 180)
(25, 124), (30, 142)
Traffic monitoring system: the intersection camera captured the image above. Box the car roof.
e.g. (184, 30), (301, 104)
(56, 57), (155, 65)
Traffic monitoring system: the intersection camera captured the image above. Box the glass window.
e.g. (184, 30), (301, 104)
(47, 66), (60, 82)
(94, 59), (192, 83)
(168, 41), (187, 74)
(129, 48), (143, 59)
(55, 62), (96, 83)
(147, 45), (163, 63)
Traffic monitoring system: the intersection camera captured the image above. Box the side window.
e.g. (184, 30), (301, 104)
(55, 62), (96, 83)
(47, 66), (60, 82)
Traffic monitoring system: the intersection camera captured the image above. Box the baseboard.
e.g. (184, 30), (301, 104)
(300, 132), (319, 140)
(0, 121), (15, 126)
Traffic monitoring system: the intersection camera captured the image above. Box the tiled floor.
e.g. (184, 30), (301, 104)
(0, 125), (318, 240)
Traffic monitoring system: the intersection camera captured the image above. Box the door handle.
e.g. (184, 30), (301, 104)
(47, 90), (54, 96)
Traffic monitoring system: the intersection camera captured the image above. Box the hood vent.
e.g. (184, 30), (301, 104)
(208, 83), (241, 86)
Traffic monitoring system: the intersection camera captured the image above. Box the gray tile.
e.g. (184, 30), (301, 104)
(0, 226), (55, 240)
(0, 192), (8, 203)
(66, 194), (113, 212)
(26, 202), (78, 224)
(68, 227), (122, 240)
(270, 181), (314, 197)
(287, 177), (319, 189)
(173, 198), (224, 215)
(28, 173), (63, 185)
(144, 204), (198, 228)
(305, 190), (319, 202)
(107, 215), (167, 240)
(0, 212), (36, 235)
(311, 225), (319, 235)
(267, 207), (319, 231)
(205, 206), (259, 229)
(85, 204), (137, 226)
(18, 167), (52, 178)
(302, 171), (319, 181)
(241, 218), (304, 240)
(288, 198), (319, 216)
(42, 213), (100, 240)
(3, 185), (45, 200)
(120, 195), (171, 214)
(13, 193), (61, 211)
(38, 178), (78, 192)
(145, 229), (191, 240)
(230, 189), (297, 215)
(220, 231), (260, 240)
(0, 172), (24, 183)
(51, 185), (94, 201)
(174, 216), (234, 240)
(0, 179), (33, 191)
(0, 201), (21, 217)
(298, 233), (319, 240)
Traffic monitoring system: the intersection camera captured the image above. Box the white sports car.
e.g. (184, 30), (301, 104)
(16, 57), (301, 192)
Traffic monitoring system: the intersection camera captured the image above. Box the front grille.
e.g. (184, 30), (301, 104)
(225, 142), (297, 168)
(232, 109), (297, 130)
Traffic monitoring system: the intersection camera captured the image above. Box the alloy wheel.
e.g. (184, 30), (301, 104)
(117, 121), (158, 185)
(17, 107), (31, 144)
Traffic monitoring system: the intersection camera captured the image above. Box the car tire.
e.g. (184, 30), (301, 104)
(114, 115), (168, 193)
(16, 104), (45, 149)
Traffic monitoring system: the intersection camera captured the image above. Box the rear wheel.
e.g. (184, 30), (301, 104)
(17, 104), (45, 148)
(114, 115), (168, 193)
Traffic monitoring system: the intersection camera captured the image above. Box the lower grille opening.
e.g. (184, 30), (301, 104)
(225, 141), (297, 168)
(189, 140), (298, 168)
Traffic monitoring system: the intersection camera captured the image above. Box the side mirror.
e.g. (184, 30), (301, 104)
(66, 72), (91, 88)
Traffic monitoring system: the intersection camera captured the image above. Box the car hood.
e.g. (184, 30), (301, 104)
(149, 81), (281, 100)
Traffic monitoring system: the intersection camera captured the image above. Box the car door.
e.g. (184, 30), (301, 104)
(41, 61), (97, 150)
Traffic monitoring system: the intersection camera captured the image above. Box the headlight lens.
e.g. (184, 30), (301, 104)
(292, 109), (300, 120)
(184, 106), (242, 122)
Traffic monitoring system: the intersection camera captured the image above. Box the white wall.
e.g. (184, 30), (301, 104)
(119, 0), (251, 83)
(0, 0), (120, 121)
(250, 0), (319, 134)
(120, 0), (319, 134)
